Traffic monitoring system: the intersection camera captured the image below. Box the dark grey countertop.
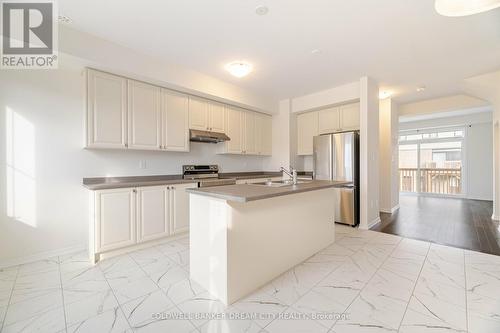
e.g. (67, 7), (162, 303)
(83, 171), (286, 190)
(186, 180), (351, 203)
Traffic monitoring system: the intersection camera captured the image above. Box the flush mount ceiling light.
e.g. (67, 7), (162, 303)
(379, 90), (393, 99)
(435, 0), (500, 16)
(225, 61), (253, 78)
(255, 5), (269, 16)
(416, 86), (426, 92)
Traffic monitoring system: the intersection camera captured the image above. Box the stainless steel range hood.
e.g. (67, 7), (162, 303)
(189, 129), (230, 143)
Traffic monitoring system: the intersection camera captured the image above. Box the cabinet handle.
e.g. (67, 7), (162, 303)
(132, 189), (137, 193)
(124, 143), (128, 148)
(171, 186), (175, 190)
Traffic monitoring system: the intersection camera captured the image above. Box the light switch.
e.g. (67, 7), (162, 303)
(139, 160), (147, 169)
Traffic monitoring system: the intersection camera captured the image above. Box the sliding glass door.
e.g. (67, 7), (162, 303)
(398, 127), (464, 196)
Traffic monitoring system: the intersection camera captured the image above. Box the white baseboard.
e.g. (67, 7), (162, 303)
(358, 216), (382, 230)
(380, 204), (400, 214)
(0, 244), (87, 269)
(368, 216), (381, 228)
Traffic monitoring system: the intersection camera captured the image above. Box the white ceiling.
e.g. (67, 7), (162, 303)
(59, 0), (500, 103)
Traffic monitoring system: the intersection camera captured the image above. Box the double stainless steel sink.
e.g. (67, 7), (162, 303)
(251, 179), (311, 187)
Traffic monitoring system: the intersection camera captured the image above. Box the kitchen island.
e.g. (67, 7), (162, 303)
(186, 179), (350, 305)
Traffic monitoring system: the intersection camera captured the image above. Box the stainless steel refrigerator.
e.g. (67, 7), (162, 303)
(313, 131), (359, 226)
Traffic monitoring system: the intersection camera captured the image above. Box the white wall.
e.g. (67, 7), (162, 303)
(400, 112), (493, 201)
(463, 70), (500, 219)
(0, 55), (269, 265)
(359, 77), (380, 229)
(379, 99), (399, 212)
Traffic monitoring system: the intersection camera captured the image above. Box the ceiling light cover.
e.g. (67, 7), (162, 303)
(225, 61), (253, 78)
(379, 91), (393, 99)
(435, 0), (500, 16)
(255, 5), (269, 16)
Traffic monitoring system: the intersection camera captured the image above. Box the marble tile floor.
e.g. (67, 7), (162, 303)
(0, 225), (499, 333)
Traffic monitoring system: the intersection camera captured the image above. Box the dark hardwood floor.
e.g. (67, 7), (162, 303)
(372, 194), (500, 256)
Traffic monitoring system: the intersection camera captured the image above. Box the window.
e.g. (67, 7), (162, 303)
(398, 126), (465, 196)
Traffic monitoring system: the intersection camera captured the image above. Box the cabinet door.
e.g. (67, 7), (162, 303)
(255, 113), (264, 155)
(86, 70), (127, 149)
(137, 186), (169, 242)
(208, 102), (226, 133)
(254, 113), (272, 156)
(340, 102), (360, 130)
(297, 111), (319, 155)
(170, 183), (196, 235)
(262, 114), (273, 155)
(224, 107), (243, 154)
(189, 97), (209, 131)
(318, 107), (340, 134)
(243, 111), (257, 155)
(127, 80), (161, 150)
(95, 188), (136, 253)
(162, 89), (189, 152)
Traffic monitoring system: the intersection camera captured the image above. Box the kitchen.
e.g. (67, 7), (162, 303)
(1, 1), (500, 333)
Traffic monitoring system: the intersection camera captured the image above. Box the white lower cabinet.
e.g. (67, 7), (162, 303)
(170, 184), (192, 235)
(137, 186), (169, 242)
(91, 183), (196, 262)
(95, 188), (136, 253)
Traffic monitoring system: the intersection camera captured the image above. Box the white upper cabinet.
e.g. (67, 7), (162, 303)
(318, 107), (340, 134)
(297, 111), (319, 155)
(95, 188), (136, 253)
(208, 102), (226, 133)
(86, 70), (127, 149)
(222, 106), (243, 154)
(189, 97), (226, 133)
(296, 102), (359, 155)
(86, 69), (271, 155)
(220, 108), (272, 156)
(137, 186), (169, 242)
(339, 102), (360, 130)
(242, 111), (257, 155)
(127, 80), (161, 150)
(188, 97), (209, 131)
(255, 113), (272, 156)
(262, 114), (272, 155)
(162, 89), (189, 152)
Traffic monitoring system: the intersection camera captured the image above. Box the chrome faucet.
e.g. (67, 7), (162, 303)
(280, 166), (298, 185)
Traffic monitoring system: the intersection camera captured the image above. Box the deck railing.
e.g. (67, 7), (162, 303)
(399, 168), (461, 195)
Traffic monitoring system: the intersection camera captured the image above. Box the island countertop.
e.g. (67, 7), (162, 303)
(186, 180), (351, 203)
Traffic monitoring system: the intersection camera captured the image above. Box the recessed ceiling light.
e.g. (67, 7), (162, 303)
(416, 86), (426, 92)
(225, 61), (253, 78)
(435, 0), (500, 17)
(58, 15), (72, 24)
(311, 49), (322, 55)
(379, 91), (393, 99)
(255, 5), (269, 16)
